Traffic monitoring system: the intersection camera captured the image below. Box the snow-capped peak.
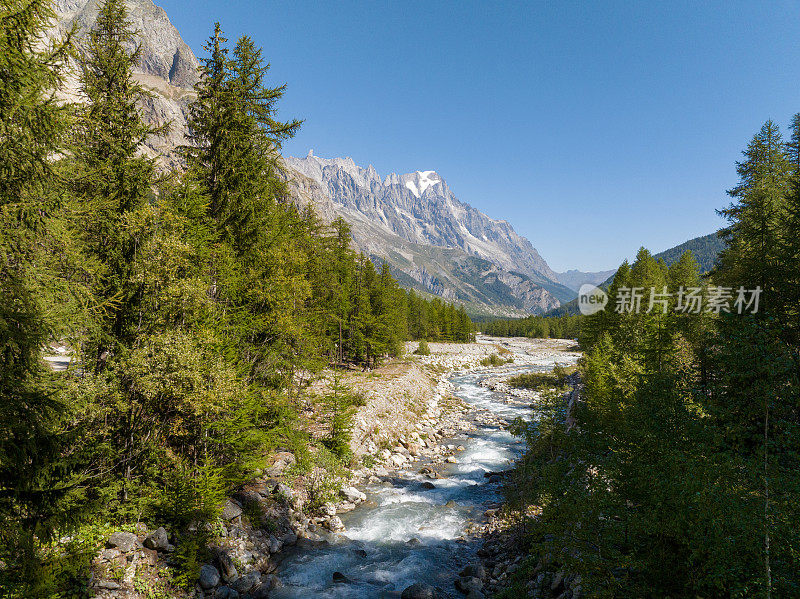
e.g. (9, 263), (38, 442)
(402, 170), (441, 198)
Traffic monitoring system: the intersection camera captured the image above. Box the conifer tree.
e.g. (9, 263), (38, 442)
(0, 0), (85, 587)
(71, 0), (166, 361)
(717, 120), (791, 317)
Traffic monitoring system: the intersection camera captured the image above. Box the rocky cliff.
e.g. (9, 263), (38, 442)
(50, 0), (197, 170)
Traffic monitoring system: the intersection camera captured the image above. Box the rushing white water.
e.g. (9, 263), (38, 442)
(272, 351), (575, 599)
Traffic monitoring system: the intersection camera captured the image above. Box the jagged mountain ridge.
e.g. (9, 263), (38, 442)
(286, 151), (559, 282)
(286, 152), (574, 314)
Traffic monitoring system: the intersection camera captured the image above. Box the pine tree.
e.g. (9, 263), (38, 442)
(0, 0), (87, 589)
(717, 120), (791, 317)
(71, 0), (167, 362)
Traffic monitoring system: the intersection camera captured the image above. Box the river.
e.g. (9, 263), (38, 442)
(271, 347), (576, 599)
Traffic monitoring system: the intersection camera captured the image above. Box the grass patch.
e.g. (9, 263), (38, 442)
(508, 364), (577, 389)
(480, 353), (514, 367)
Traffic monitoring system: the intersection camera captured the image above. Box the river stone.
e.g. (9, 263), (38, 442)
(421, 481), (436, 490)
(214, 586), (239, 599)
(390, 453), (407, 467)
(143, 526), (169, 551)
(321, 502), (337, 516)
(273, 482), (294, 501)
(267, 534), (282, 554)
(332, 571), (351, 583)
(281, 531), (298, 546)
(231, 570), (261, 594)
(340, 486), (366, 503)
(97, 580), (120, 590)
(455, 576), (484, 594)
(215, 549), (238, 582)
(199, 564), (220, 589)
(401, 582), (438, 599)
(107, 531), (138, 553)
(445, 456), (458, 464)
(459, 564), (487, 580)
(327, 516), (345, 532)
(220, 499), (243, 521)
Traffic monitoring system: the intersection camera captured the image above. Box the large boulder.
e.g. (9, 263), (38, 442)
(401, 583), (438, 599)
(106, 531), (138, 553)
(143, 526), (170, 551)
(455, 576), (483, 595)
(215, 549), (238, 582)
(340, 486), (367, 503)
(459, 564), (487, 581)
(267, 535), (283, 554)
(214, 586), (239, 599)
(220, 499), (243, 521)
(198, 564), (220, 590)
(231, 571), (261, 594)
(326, 516), (345, 532)
(272, 482), (294, 503)
(265, 451), (296, 476)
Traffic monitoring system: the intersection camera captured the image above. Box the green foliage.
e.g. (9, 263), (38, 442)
(508, 365), (575, 390)
(507, 118), (800, 597)
(482, 314), (583, 339)
(320, 375), (359, 460)
(414, 339), (431, 355)
(480, 353), (514, 367)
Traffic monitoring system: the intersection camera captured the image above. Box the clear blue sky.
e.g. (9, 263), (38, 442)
(157, 0), (800, 272)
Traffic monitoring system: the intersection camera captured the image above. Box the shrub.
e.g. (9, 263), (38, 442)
(480, 353), (514, 367)
(414, 339), (431, 355)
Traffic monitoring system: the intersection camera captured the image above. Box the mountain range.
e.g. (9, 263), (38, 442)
(285, 152), (581, 315)
(48, 0), (627, 317)
(545, 232), (728, 317)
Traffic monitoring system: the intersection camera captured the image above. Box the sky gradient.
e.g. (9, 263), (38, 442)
(156, 0), (800, 271)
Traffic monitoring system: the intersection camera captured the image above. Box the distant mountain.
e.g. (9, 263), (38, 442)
(651, 232), (726, 274)
(556, 269), (617, 293)
(545, 232), (727, 317)
(286, 152), (575, 315)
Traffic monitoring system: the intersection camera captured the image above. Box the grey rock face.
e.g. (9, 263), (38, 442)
(231, 571), (261, 594)
(143, 526), (169, 551)
(285, 152), (568, 314)
(286, 152), (558, 282)
(220, 499), (243, 521)
(48, 0), (198, 171)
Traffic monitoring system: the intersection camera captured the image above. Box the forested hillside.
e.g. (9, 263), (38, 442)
(541, 231), (727, 317)
(502, 119), (800, 597)
(0, 2), (472, 594)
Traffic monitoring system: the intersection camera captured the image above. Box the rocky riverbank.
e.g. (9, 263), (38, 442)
(87, 337), (579, 599)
